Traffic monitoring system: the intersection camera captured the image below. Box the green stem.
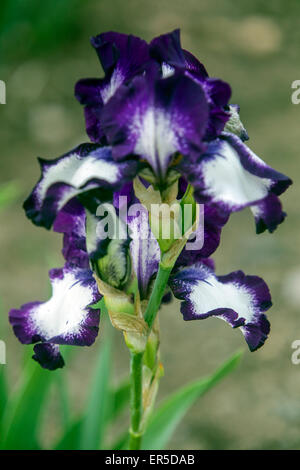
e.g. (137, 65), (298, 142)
(129, 352), (143, 450)
(128, 263), (172, 450)
(144, 263), (172, 329)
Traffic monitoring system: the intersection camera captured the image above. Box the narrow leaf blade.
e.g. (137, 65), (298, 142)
(54, 378), (130, 450)
(0, 368), (7, 422)
(1, 357), (54, 449)
(142, 351), (243, 450)
(54, 419), (82, 450)
(109, 379), (130, 423)
(79, 337), (112, 450)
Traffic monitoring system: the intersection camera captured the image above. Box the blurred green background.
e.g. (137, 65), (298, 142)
(0, 0), (299, 449)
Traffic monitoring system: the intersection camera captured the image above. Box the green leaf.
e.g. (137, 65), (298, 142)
(56, 371), (70, 430)
(54, 418), (82, 450)
(1, 356), (55, 449)
(142, 350), (243, 450)
(0, 368), (7, 422)
(54, 378), (130, 450)
(109, 379), (130, 423)
(79, 337), (112, 450)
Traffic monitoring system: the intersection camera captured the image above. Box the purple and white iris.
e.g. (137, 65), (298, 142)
(9, 29), (291, 369)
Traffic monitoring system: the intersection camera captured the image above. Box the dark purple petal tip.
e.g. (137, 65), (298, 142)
(32, 343), (65, 371)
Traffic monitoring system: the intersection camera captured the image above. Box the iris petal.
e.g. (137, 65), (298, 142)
(75, 32), (150, 142)
(53, 199), (89, 268)
(23, 144), (137, 229)
(32, 343), (65, 371)
(101, 71), (209, 179)
(9, 264), (101, 347)
(185, 133), (291, 226)
(169, 263), (272, 351)
(128, 204), (160, 299)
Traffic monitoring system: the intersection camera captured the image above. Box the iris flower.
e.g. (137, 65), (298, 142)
(10, 29), (291, 372)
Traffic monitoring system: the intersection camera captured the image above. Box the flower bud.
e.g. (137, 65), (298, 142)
(96, 238), (131, 289)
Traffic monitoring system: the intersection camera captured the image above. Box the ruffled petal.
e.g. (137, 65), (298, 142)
(23, 143), (138, 229)
(149, 29), (230, 140)
(75, 33), (150, 142)
(187, 133), (291, 217)
(9, 264), (101, 346)
(169, 263), (272, 351)
(101, 71), (209, 180)
(150, 29), (186, 69)
(76, 33), (149, 107)
(150, 29), (207, 78)
(32, 343), (65, 371)
(91, 31), (149, 80)
(251, 193), (287, 234)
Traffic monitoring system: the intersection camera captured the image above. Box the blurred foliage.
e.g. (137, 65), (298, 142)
(0, 0), (82, 63)
(0, 333), (241, 449)
(0, 181), (20, 211)
(142, 351), (243, 450)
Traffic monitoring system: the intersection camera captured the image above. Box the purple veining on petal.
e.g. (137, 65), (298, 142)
(76, 28), (231, 148)
(101, 70), (209, 180)
(169, 263), (272, 351)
